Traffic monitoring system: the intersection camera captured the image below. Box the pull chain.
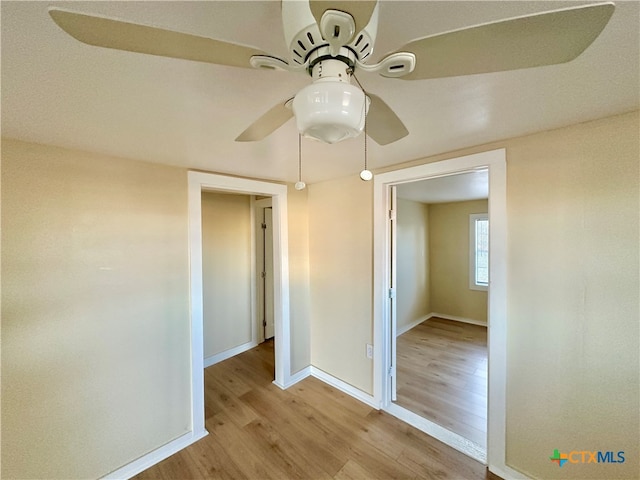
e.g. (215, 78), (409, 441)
(353, 74), (373, 182)
(364, 111), (368, 171)
(295, 133), (306, 190)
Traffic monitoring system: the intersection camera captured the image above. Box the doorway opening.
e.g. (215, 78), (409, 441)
(187, 171), (293, 439)
(201, 192), (268, 369)
(393, 173), (489, 450)
(372, 149), (509, 474)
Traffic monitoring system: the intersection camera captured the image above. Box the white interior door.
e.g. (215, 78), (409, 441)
(263, 207), (275, 340)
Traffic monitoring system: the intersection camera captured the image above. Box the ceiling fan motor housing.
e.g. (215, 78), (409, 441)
(281, 0), (379, 67)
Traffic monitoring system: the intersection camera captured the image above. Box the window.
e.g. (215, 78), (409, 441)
(469, 213), (489, 291)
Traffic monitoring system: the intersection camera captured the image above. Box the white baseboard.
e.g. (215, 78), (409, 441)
(275, 365), (380, 412)
(429, 312), (487, 327)
(396, 314), (432, 336)
(309, 366), (380, 409)
(397, 313), (486, 337)
(274, 365), (380, 411)
(102, 429), (208, 479)
(204, 340), (257, 368)
(488, 463), (531, 480)
(274, 366), (311, 390)
(384, 402), (486, 464)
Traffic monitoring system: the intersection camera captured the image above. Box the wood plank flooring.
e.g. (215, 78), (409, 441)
(135, 340), (499, 479)
(395, 318), (488, 448)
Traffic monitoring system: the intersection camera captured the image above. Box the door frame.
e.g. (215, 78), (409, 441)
(188, 171), (292, 435)
(373, 149), (519, 479)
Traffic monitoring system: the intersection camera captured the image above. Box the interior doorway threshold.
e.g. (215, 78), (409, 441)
(384, 402), (486, 464)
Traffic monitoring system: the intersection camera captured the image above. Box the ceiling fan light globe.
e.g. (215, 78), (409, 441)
(292, 81), (368, 144)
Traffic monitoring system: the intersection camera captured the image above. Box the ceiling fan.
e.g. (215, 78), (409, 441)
(48, 1), (614, 146)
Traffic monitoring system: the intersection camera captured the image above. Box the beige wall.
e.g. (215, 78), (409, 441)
(1, 139), (191, 478)
(429, 199), (488, 323)
(505, 112), (639, 479)
(308, 175), (373, 393)
(201, 192), (252, 358)
(396, 198), (431, 331)
(307, 110), (639, 479)
(1, 139), (313, 479)
(287, 185), (311, 374)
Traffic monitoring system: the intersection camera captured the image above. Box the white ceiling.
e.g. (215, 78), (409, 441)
(2, 1), (638, 184)
(397, 169), (488, 204)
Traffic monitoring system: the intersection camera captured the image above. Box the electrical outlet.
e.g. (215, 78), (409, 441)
(366, 343), (373, 359)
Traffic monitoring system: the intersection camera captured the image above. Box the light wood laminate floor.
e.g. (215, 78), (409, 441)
(395, 318), (488, 448)
(135, 340), (499, 479)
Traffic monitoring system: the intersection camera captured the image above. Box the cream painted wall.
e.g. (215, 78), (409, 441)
(396, 198), (430, 331)
(307, 111), (639, 479)
(308, 175), (373, 393)
(201, 192), (252, 358)
(504, 112), (639, 479)
(429, 199), (488, 324)
(287, 185), (311, 374)
(1, 139), (191, 479)
(1, 140), (313, 479)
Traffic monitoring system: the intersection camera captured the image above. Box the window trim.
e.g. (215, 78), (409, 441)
(469, 212), (489, 291)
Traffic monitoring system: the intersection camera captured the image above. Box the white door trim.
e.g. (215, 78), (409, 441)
(188, 173), (292, 412)
(373, 149), (520, 478)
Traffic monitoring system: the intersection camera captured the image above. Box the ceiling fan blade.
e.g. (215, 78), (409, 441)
(309, 1), (377, 38)
(49, 7), (269, 69)
(366, 94), (408, 146)
(235, 100), (294, 142)
(393, 2), (615, 80)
